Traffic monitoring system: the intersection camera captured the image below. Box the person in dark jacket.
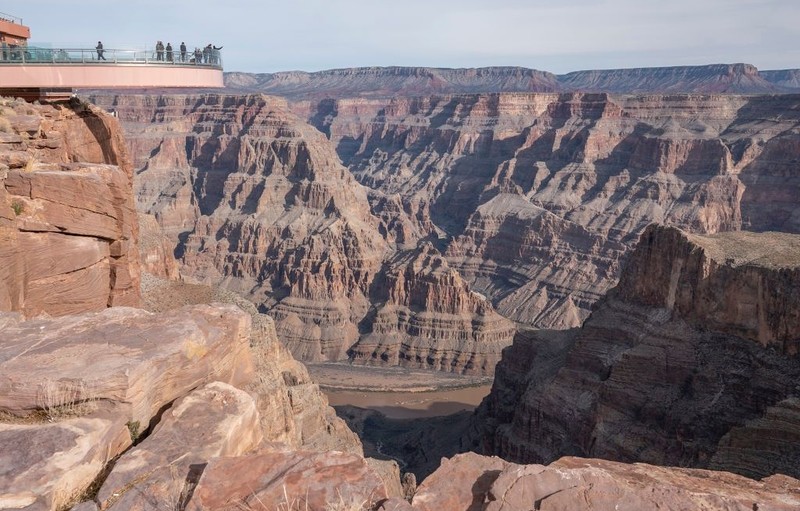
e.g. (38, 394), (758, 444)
(96, 41), (106, 60)
(155, 41), (164, 61)
(180, 42), (187, 62)
(166, 42), (173, 62)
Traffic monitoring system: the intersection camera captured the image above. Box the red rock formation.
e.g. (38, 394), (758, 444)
(304, 92), (800, 329)
(408, 452), (800, 511)
(186, 449), (389, 511)
(140, 275), (363, 455)
(350, 242), (516, 375)
(0, 98), (140, 316)
(476, 225), (800, 480)
(88, 93), (516, 374)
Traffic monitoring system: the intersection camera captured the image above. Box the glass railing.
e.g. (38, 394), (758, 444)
(0, 11), (24, 24)
(0, 45), (223, 68)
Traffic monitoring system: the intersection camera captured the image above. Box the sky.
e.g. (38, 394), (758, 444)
(16, 0), (800, 74)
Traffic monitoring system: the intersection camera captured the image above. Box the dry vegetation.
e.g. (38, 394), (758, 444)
(237, 486), (374, 511)
(36, 379), (97, 422)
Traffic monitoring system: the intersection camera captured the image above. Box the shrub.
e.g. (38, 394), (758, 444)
(36, 379), (97, 422)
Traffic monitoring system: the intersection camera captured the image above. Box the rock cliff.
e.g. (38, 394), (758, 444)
(88, 93), (515, 374)
(0, 97), (140, 316)
(225, 64), (800, 98)
(304, 92), (800, 328)
(350, 242), (516, 374)
(476, 225), (800, 480)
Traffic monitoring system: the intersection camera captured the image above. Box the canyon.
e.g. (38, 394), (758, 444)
(87, 89), (800, 376)
(1, 70), (800, 509)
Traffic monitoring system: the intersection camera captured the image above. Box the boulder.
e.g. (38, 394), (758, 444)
(186, 449), (389, 511)
(0, 403), (130, 511)
(97, 382), (262, 510)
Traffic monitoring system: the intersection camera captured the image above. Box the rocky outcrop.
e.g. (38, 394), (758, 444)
(476, 225), (800, 480)
(617, 225), (800, 354)
(0, 403), (130, 511)
(350, 243), (515, 374)
(0, 295), (397, 510)
(186, 449), (389, 511)
(306, 92), (800, 329)
(0, 304), (252, 510)
(140, 274), (363, 454)
(0, 97), (140, 316)
(0, 304), (253, 425)
(96, 382), (262, 510)
(407, 452), (800, 511)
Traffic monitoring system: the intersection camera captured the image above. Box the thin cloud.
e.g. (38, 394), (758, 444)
(17, 0), (800, 73)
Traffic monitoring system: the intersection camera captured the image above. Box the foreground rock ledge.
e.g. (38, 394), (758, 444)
(0, 304), (253, 427)
(407, 452), (800, 511)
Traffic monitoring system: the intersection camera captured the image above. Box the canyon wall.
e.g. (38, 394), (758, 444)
(475, 225), (800, 480)
(86, 90), (800, 370)
(89, 93), (513, 374)
(0, 97), (140, 316)
(225, 64), (800, 99)
(300, 92), (800, 329)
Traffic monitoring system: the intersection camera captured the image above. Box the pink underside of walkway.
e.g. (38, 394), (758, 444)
(0, 64), (223, 88)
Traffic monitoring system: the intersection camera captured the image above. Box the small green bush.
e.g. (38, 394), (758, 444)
(126, 420), (141, 442)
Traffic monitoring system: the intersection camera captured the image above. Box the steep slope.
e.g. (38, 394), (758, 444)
(88, 93), (514, 374)
(475, 225), (800, 480)
(100, 93), (387, 363)
(305, 92), (800, 328)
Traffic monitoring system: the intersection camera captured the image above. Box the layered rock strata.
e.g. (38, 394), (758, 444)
(0, 97), (140, 316)
(225, 64), (800, 98)
(225, 66), (560, 99)
(303, 92), (800, 329)
(350, 242), (515, 374)
(88, 93), (514, 374)
(476, 225), (800, 480)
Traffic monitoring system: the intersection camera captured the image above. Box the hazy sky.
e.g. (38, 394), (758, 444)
(17, 0), (800, 74)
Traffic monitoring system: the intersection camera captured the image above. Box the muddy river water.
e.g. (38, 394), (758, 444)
(309, 362), (493, 419)
(323, 384), (493, 419)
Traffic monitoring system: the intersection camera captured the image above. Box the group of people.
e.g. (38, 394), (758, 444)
(155, 41), (222, 64)
(60, 39), (223, 64)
